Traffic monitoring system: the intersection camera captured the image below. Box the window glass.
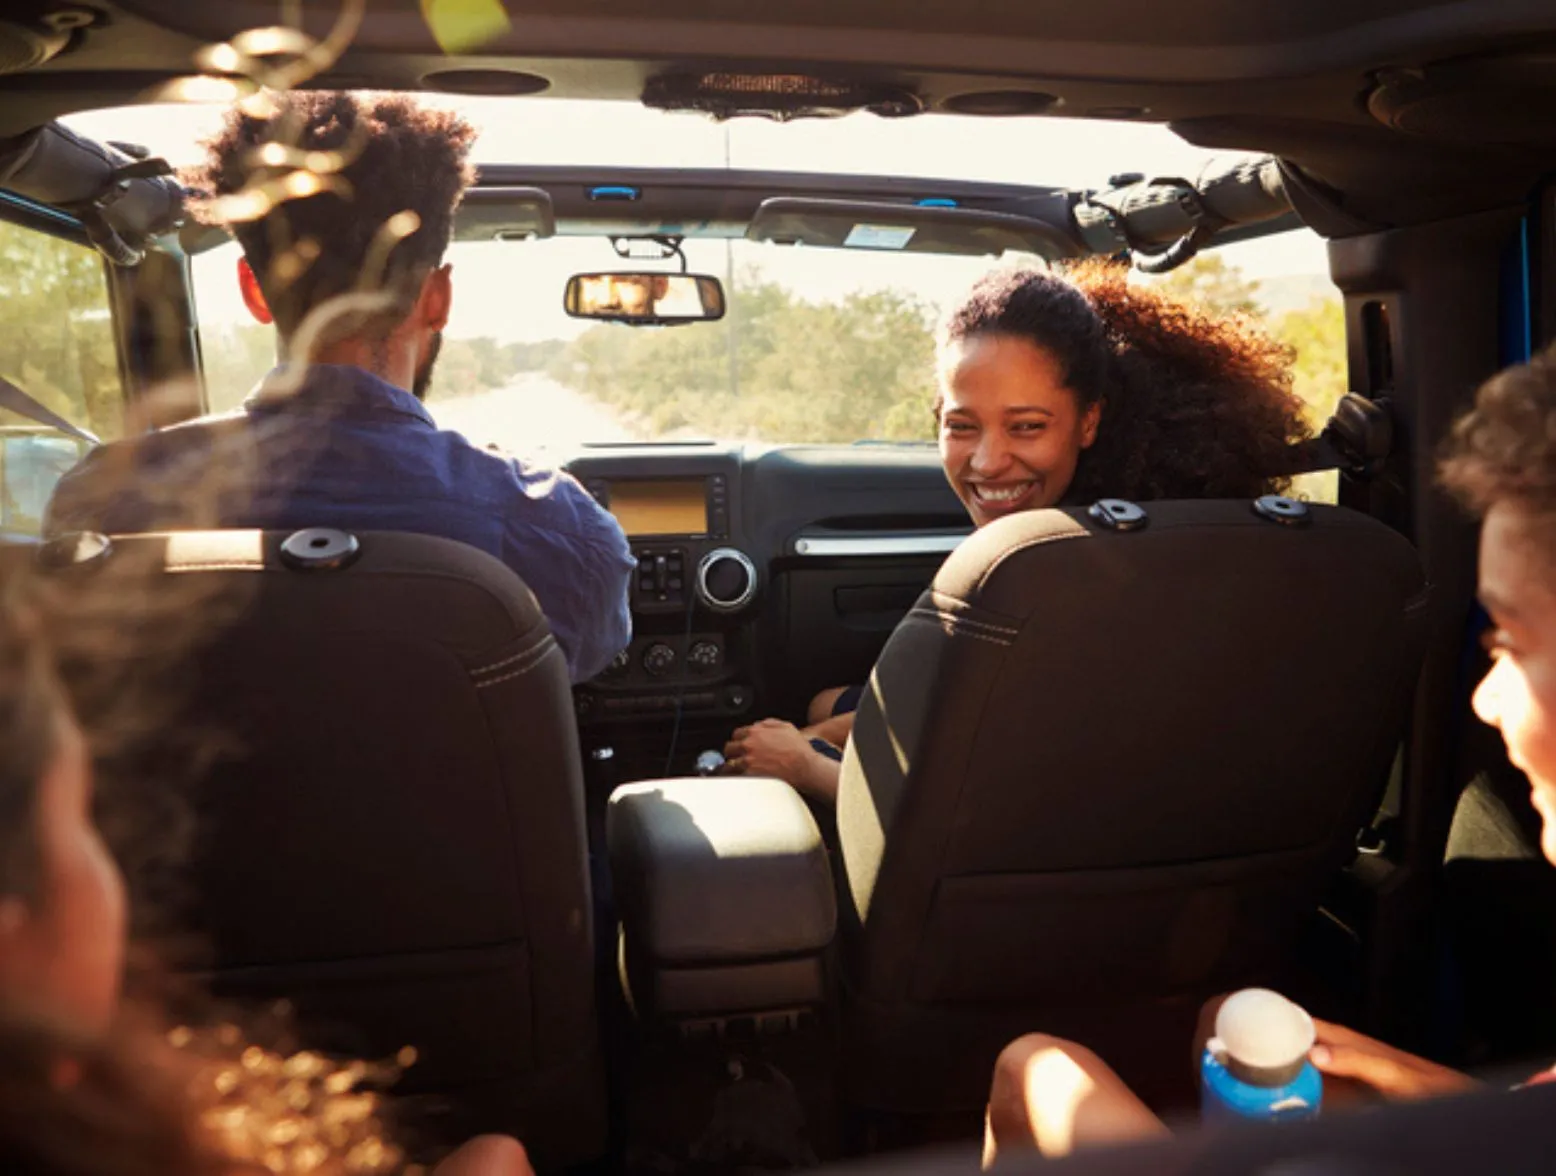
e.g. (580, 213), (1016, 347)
(191, 242), (275, 414)
(0, 218), (122, 534)
(1139, 238), (1345, 504)
(152, 95), (1345, 498)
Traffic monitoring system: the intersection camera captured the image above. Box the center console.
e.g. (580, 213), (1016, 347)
(608, 776), (836, 1021)
(571, 453), (760, 731)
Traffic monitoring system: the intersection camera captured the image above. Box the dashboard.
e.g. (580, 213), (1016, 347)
(564, 442), (972, 779)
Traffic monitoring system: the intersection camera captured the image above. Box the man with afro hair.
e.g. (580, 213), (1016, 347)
(49, 91), (632, 683)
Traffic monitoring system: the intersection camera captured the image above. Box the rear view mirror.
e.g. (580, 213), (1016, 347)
(564, 272), (726, 325)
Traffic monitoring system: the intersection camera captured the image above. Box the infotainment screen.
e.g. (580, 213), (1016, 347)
(607, 479), (708, 536)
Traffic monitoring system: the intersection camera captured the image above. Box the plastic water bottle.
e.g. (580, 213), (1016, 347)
(1200, 988), (1323, 1123)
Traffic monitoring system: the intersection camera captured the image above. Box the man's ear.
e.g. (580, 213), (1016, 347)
(237, 257), (274, 325)
(417, 264), (453, 333)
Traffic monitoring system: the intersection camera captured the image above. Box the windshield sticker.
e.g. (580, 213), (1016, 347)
(845, 224), (916, 250)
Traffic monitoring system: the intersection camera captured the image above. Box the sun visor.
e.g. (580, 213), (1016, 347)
(745, 197), (1077, 260)
(455, 185), (556, 241)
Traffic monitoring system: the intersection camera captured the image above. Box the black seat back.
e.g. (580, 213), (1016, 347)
(836, 500), (1430, 1115)
(105, 529), (604, 1165)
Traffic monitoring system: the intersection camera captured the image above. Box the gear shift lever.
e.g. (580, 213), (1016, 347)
(695, 749), (726, 777)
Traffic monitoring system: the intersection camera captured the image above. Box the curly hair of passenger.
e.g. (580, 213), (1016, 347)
(0, 1010), (436, 1176)
(937, 259), (1311, 502)
(183, 90), (477, 340)
(1439, 343), (1556, 530)
(0, 1013), (229, 1176)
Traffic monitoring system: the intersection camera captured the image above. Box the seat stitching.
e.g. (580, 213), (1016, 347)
(473, 638), (558, 686)
(905, 613), (1012, 647)
(472, 638), (555, 680)
(907, 607), (1017, 637)
(973, 530), (1087, 593)
(471, 636), (557, 677)
(474, 654), (557, 689)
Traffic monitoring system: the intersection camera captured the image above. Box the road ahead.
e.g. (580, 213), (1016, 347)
(428, 372), (640, 454)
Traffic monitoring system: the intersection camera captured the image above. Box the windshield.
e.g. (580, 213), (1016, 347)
(67, 99), (1340, 454)
(194, 235), (1016, 448)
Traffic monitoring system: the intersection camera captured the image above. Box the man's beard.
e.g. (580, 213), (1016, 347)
(412, 331), (443, 400)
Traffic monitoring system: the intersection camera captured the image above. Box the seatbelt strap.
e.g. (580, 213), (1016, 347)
(1276, 392), (1392, 479)
(1279, 434), (1353, 477)
(0, 373), (100, 446)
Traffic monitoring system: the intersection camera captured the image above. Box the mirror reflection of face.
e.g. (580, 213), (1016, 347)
(617, 277), (653, 316)
(571, 274), (721, 320)
(577, 275), (621, 314)
(937, 334), (1100, 528)
(1473, 501), (1556, 866)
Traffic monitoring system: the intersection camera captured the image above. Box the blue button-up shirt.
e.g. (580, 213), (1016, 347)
(47, 365), (634, 683)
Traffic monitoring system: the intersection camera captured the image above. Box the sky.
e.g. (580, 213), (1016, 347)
(63, 97), (1331, 345)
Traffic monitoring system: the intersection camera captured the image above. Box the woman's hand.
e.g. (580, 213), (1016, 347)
(1309, 1019), (1481, 1103)
(722, 719), (840, 801)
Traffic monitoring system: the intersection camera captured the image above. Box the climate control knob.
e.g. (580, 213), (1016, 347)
(696, 548), (757, 613)
(642, 642), (676, 677)
(688, 640), (722, 671)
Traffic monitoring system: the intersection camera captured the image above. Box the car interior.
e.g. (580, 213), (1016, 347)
(3, 0), (1556, 1170)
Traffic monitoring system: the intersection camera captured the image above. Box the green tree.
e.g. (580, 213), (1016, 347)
(0, 221), (123, 438)
(1271, 297), (1347, 428)
(1147, 253), (1263, 318)
(548, 276), (937, 443)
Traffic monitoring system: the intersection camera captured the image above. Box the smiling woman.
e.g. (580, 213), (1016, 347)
(725, 259), (1313, 801)
(937, 261), (1310, 513)
(938, 335), (1100, 525)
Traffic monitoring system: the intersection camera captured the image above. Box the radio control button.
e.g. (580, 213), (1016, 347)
(642, 643), (676, 677)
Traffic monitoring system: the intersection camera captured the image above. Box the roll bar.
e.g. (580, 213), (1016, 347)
(0, 121), (185, 265)
(1070, 155), (1294, 273)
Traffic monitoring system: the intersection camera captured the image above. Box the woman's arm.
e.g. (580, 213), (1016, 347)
(803, 709), (856, 749)
(1308, 1020), (1481, 1102)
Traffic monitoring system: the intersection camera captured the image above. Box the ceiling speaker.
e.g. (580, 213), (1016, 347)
(0, 17), (71, 73)
(1369, 52), (1556, 147)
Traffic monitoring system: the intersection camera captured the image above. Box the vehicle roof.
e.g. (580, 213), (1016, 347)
(3, 0), (1554, 228)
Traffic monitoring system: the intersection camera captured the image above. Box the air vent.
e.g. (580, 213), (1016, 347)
(642, 72), (922, 121)
(422, 68), (550, 96)
(941, 90), (1062, 116)
(1369, 54), (1556, 147)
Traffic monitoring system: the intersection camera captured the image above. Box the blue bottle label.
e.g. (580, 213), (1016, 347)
(1200, 1045), (1323, 1123)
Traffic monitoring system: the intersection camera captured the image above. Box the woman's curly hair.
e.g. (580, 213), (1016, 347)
(1440, 344), (1556, 525)
(939, 259), (1311, 502)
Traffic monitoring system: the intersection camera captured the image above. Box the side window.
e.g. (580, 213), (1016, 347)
(1141, 230), (1345, 504)
(191, 240), (276, 414)
(0, 216), (122, 535)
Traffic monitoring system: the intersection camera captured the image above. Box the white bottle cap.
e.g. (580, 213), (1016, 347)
(1214, 988), (1316, 1071)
